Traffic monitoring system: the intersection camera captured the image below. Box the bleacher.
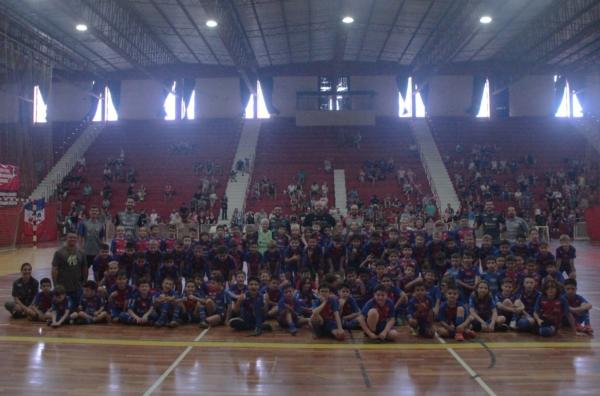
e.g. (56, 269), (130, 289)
(62, 119), (241, 219)
(246, 117), (431, 214)
(429, 117), (589, 212)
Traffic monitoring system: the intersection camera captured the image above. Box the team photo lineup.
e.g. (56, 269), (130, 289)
(6, 198), (593, 341)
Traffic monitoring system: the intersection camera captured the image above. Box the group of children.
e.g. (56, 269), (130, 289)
(6, 221), (594, 340)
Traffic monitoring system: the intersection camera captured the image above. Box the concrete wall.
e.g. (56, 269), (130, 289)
(351, 75), (398, 117)
(509, 75), (554, 117)
(120, 79), (166, 120)
(196, 77), (241, 118)
(48, 82), (90, 122)
(296, 110), (375, 126)
(428, 75), (473, 116)
(0, 86), (19, 123)
(586, 73), (600, 117)
(272, 76), (316, 117)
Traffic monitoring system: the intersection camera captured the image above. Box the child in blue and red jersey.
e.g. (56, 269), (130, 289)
(541, 261), (565, 286)
(495, 278), (523, 329)
(283, 238), (303, 282)
(110, 226), (127, 257)
(303, 234), (324, 279)
(229, 277), (271, 336)
(70, 280), (108, 324)
(278, 284), (308, 335)
(99, 261), (120, 297)
(228, 240), (244, 273)
(185, 245), (209, 283)
(157, 253), (181, 292)
(204, 275), (228, 327)
(108, 272), (133, 323)
(118, 242), (136, 278)
(435, 284), (474, 341)
(469, 281), (507, 333)
(295, 276), (317, 318)
(407, 281), (434, 337)
(536, 242), (556, 276)
(148, 225), (163, 251)
(145, 239), (163, 288)
(227, 271), (248, 303)
(456, 253), (479, 296)
(480, 256), (502, 296)
(346, 235), (366, 271)
(412, 235), (428, 270)
(511, 234), (529, 258)
(263, 277), (282, 319)
(556, 234), (576, 278)
(326, 236), (346, 274)
(263, 241), (282, 276)
(135, 226), (150, 253)
(162, 227), (177, 253)
(360, 285), (399, 341)
(478, 235), (496, 263)
(455, 217), (474, 245)
(180, 280), (208, 327)
(121, 278), (156, 325)
(211, 246), (235, 284)
(48, 285), (71, 328)
(30, 278), (53, 322)
(311, 283), (345, 340)
(131, 252), (151, 286)
(381, 274), (407, 320)
(244, 242), (263, 279)
(563, 278), (593, 335)
(338, 283), (361, 330)
(515, 276), (541, 332)
(172, 241), (188, 276)
(363, 232), (385, 259)
(534, 279), (575, 337)
(92, 243), (112, 282)
(527, 229), (541, 257)
(154, 277), (181, 328)
(399, 246), (417, 275)
(274, 225), (290, 251)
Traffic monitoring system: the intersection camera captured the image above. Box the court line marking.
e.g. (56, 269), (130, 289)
(437, 335), (497, 396)
(142, 328), (209, 396)
(0, 335), (597, 350)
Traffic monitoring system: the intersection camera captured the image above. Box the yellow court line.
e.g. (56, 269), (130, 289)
(0, 335), (597, 351)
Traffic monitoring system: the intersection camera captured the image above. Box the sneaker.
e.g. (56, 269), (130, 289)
(464, 329), (477, 339)
(509, 320), (517, 330)
(496, 323), (509, 332)
(584, 325), (594, 335)
(576, 324), (586, 333)
(454, 332), (465, 341)
(289, 325), (298, 335)
(167, 320), (179, 328)
(253, 327), (263, 336)
(198, 321), (209, 329)
(410, 327), (418, 336)
(229, 317), (245, 330)
(154, 320), (165, 328)
(261, 323), (273, 331)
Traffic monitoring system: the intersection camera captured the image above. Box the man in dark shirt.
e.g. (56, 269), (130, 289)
(269, 206), (290, 231)
(477, 201), (504, 244)
(303, 201), (336, 228)
(52, 232), (87, 303)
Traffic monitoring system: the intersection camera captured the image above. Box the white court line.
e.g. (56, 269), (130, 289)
(143, 328), (209, 396)
(436, 334), (497, 396)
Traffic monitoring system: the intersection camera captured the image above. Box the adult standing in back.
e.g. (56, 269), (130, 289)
(78, 205), (105, 267)
(303, 201), (336, 229)
(52, 232), (87, 303)
(476, 201), (504, 245)
(116, 198), (140, 240)
(504, 206), (529, 243)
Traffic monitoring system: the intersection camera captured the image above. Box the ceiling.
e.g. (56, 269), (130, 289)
(2, 0), (600, 77)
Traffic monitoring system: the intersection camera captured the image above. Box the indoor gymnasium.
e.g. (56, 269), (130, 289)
(1, 0), (600, 394)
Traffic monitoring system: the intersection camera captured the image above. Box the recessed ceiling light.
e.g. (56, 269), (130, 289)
(206, 19), (218, 28)
(479, 15), (492, 24)
(75, 24), (88, 32)
(342, 16), (354, 24)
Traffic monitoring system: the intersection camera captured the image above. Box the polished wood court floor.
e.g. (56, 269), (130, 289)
(1, 242), (599, 395)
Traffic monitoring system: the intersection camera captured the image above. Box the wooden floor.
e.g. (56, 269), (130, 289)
(1, 242), (599, 395)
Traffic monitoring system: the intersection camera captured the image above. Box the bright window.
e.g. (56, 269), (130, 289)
(399, 77), (426, 118)
(244, 81), (270, 119)
(476, 79), (490, 118)
(186, 90), (196, 120)
(164, 81), (177, 121)
(33, 85), (47, 124)
(92, 86), (118, 122)
(555, 78), (583, 118)
(415, 90), (426, 118)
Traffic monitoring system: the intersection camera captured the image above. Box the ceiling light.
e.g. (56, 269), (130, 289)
(479, 15), (492, 24)
(206, 19), (218, 28)
(342, 16), (354, 24)
(75, 24), (88, 32)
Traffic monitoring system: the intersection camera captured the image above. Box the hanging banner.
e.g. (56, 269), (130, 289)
(0, 164), (20, 192)
(0, 192), (18, 206)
